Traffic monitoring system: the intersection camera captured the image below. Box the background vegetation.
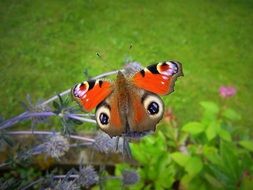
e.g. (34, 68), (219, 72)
(1, 0), (253, 130)
(0, 0), (253, 189)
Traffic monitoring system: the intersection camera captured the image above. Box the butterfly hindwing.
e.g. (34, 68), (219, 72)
(95, 93), (125, 137)
(127, 88), (164, 133)
(72, 79), (113, 112)
(132, 61), (183, 95)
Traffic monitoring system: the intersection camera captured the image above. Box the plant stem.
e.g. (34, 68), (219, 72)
(70, 142), (93, 147)
(0, 162), (10, 168)
(7, 130), (95, 143)
(91, 69), (122, 80)
(0, 111), (96, 130)
(74, 113), (95, 117)
(20, 178), (43, 190)
(66, 114), (96, 124)
(0, 112), (56, 130)
(53, 174), (79, 179)
(40, 89), (71, 106)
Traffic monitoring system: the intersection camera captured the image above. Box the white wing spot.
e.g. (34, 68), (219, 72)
(162, 76), (168, 80)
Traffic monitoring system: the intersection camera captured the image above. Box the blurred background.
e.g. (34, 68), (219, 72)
(1, 0), (252, 129)
(0, 0), (253, 189)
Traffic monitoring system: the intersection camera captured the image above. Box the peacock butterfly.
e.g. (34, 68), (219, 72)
(72, 61), (183, 137)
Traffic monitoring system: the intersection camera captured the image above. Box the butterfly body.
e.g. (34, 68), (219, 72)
(72, 61), (183, 137)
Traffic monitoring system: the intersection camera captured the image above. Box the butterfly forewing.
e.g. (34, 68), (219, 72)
(72, 80), (113, 112)
(132, 61), (183, 95)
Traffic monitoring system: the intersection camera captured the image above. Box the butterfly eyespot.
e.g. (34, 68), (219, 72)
(147, 102), (159, 115)
(99, 112), (109, 125)
(143, 94), (164, 119)
(95, 104), (111, 130)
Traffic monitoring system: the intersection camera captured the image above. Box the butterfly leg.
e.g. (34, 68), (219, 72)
(114, 136), (120, 152)
(122, 135), (132, 160)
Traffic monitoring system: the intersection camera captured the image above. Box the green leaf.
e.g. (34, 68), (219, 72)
(179, 133), (189, 145)
(220, 141), (241, 182)
(207, 164), (231, 187)
(182, 175), (207, 190)
(104, 176), (122, 189)
(154, 156), (175, 188)
(200, 101), (219, 124)
(239, 140), (253, 152)
(241, 174), (253, 190)
(58, 94), (64, 105)
(131, 143), (148, 164)
(222, 108), (241, 121)
(204, 173), (223, 188)
(185, 156), (203, 177)
(182, 122), (206, 135)
(172, 153), (203, 182)
(147, 165), (158, 180)
(53, 100), (60, 110)
(200, 101), (219, 114)
(155, 163), (175, 188)
(218, 128), (231, 141)
(205, 121), (219, 141)
(203, 145), (219, 165)
(171, 152), (189, 167)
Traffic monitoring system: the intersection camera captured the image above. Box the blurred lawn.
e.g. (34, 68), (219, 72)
(0, 0), (252, 132)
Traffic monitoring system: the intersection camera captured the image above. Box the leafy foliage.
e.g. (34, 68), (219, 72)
(122, 100), (253, 190)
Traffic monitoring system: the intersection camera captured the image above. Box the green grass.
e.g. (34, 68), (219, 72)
(1, 0), (253, 132)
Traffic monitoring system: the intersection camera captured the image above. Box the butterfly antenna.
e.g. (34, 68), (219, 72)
(129, 43), (133, 50)
(96, 52), (102, 58)
(96, 51), (109, 71)
(123, 44), (134, 64)
(83, 68), (90, 79)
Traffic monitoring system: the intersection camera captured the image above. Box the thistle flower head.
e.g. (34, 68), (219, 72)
(219, 86), (237, 98)
(77, 166), (98, 188)
(23, 95), (51, 127)
(24, 95), (51, 113)
(121, 170), (139, 185)
(45, 134), (70, 158)
(31, 133), (70, 159)
(52, 180), (80, 190)
(123, 62), (143, 76)
(92, 132), (123, 154)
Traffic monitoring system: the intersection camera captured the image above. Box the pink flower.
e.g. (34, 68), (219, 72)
(219, 86), (237, 98)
